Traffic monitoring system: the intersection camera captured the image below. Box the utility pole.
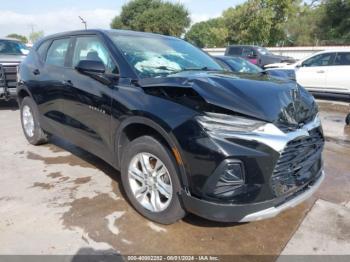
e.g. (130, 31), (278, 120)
(78, 16), (87, 30)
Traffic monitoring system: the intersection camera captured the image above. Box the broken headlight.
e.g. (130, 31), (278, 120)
(197, 112), (265, 133)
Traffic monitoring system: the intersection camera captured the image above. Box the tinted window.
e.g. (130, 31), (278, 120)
(302, 53), (335, 67)
(228, 47), (242, 56)
(0, 40), (29, 55)
(46, 38), (70, 67)
(242, 47), (256, 57)
(223, 57), (262, 73)
(73, 36), (118, 74)
(334, 52), (350, 66)
(36, 40), (51, 61)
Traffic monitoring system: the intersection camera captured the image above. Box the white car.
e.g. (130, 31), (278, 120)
(268, 50), (350, 95)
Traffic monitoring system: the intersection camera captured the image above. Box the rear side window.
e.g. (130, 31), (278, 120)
(334, 52), (350, 66)
(227, 47), (242, 56)
(36, 40), (51, 61)
(46, 38), (70, 67)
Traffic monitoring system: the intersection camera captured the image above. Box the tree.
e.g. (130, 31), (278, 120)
(111, 0), (190, 37)
(222, 0), (300, 46)
(286, 4), (323, 46)
(29, 31), (44, 44)
(6, 34), (28, 44)
(185, 18), (228, 48)
(318, 0), (350, 44)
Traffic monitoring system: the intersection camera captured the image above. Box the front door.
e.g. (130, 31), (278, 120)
(61, 35), (119, 163)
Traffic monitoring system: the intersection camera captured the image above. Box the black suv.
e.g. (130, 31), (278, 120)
(225, 45), (295, 68)
(17, 30), (324, 224)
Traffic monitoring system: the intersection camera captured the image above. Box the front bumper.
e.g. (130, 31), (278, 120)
(181, 169), (324, 222)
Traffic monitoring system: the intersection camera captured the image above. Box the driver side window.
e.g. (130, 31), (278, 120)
(302, 53), (335, 67)
(73, 36), (118, 74)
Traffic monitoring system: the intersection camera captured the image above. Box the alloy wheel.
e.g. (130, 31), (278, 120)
(128, 152), (173, 212)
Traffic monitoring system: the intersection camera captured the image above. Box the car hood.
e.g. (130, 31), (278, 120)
(139, 71), (317, 126)
(0, 54), (25, 64)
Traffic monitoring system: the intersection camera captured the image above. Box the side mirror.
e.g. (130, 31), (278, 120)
(75, 60), (105, 75)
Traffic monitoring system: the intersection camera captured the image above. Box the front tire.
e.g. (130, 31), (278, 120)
(20, 97), (48, 145)
(121, 136), (186, 224)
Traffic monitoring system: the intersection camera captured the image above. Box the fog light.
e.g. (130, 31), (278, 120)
(205, 160), (245, 199)
(221, 163), (244, 185)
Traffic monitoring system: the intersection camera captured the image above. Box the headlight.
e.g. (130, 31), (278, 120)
(196, 112), (266, 133)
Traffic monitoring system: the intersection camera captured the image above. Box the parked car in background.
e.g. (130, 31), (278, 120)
(215, 56), (295, 81)
(225, 45), (295, 68)
(270, 50), (350, 96)
(18, 29), (324, 224)
(0, 38), (29, 100)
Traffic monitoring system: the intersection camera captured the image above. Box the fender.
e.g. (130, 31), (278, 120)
(114, 115), (190, 188)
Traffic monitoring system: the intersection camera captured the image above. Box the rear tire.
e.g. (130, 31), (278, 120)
(121, 136), (186, 224)
(20, 97), (48, 145)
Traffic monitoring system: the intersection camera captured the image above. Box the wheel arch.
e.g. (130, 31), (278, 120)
(115, 116), (189, 188)
(17, 85), (32, 105)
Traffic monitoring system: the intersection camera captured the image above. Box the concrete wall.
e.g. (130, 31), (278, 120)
(204, 46), (350, 60)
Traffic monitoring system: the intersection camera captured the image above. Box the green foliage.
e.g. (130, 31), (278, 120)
(286, 4), (323, 46)
(223, 0), (300, 46)
(318, 0), (350, 44)
(185, 18), (228, 48)
(29, 31), (44, 44)
(110, 0), (190, 37)
(6, 34), (28, 44)
(111, 0), (350, 47)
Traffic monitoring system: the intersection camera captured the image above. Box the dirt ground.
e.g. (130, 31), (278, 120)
(0, 99), (349, 257)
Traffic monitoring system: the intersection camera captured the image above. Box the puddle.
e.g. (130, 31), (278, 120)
(27, 151), (92, 168)
(47, 172), (63, 179)
(73, 177), (92, 185)
(32, 182), (55, 190)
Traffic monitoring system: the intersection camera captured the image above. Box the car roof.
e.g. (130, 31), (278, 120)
(312, 49), (350, 55)
(40, 29), (179, 42)
(227, 45), (260, 48)
(0, 37), (21, 42)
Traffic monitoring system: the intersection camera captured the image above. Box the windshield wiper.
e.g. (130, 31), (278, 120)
(139, 65), (179, 71)
(179, 66), (219, 72)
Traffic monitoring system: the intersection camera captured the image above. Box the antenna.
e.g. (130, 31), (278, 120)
(78, 16), (87, 30)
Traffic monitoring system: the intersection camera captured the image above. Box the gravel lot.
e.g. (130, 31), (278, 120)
(0, 99), (349, 258)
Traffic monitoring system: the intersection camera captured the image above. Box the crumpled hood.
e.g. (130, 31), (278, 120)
(139, 71), (317, 126)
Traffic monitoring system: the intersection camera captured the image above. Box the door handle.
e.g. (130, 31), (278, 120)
(317, 70), (325, 73)
(33, 69), (40, 75)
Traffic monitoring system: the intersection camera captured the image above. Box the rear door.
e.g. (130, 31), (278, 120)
(296, 52), (335, 91)
(60, 34), (119, 162)
(326, 52), (350, 94)
(33, 37), (73, 137)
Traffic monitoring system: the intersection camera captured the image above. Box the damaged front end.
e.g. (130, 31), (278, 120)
(139, 72), (324, 213)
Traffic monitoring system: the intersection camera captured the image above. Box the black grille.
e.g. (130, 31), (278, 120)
(271, 128), (324, 196)
(0, 64), (18, 88)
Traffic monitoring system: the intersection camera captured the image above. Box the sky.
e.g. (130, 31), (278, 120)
(0, 0), (246, 37)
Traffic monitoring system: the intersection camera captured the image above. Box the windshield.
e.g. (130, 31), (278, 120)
(109, 33), (223, 78)
(224, 57), (262, 73)
(0, 40), (29, 55)
(257, 47), (273, 56)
